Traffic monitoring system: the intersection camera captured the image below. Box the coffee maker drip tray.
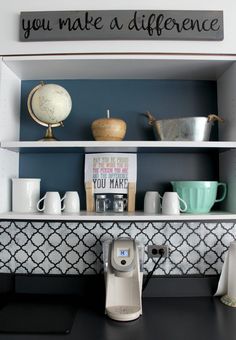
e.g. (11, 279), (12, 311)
(106, 305), (141, 322)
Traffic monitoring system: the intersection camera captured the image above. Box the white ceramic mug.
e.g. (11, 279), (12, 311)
(61, 191), (80, 214)
(12, 178), (41, 213)
(144, 191), (162, 214)
(37, 191), (62, 215)
(162, 192), (187, 215)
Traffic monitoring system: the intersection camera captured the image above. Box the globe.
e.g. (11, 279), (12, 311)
(28, 83), (72, 140)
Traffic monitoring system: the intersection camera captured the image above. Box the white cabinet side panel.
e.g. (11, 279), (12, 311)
(218, 62), (236, 141)
(0, 60), (20, 212)
(0, 149), (19, 213)
(0, 0), (234, 55)
(0, 60), (21, 141)
(220, 150), (236, 213)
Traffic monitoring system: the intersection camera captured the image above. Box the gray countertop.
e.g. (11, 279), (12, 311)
(0, 274), (234, 339)
(0, 296), (235, 340)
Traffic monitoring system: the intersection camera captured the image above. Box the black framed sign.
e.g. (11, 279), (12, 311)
(20, 10), (224, 42)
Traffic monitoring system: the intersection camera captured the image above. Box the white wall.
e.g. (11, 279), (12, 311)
(0, 0), (234, 55)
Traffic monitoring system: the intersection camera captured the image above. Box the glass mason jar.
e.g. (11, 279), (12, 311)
(96, 194), (110, 213)
(113, 194), (127, 213)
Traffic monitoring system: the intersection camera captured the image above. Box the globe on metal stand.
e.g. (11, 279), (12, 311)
(27, 83), (72, 141)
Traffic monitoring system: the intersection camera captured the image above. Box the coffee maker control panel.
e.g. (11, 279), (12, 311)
(111, 238), (135, 272)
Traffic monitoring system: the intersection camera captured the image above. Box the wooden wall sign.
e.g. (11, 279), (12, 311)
(84, 153), (137, 194)
(84, 153), (137, 212)
(20, 10), (224, 41)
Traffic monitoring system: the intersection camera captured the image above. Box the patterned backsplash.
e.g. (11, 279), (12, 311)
(0, 220), (235, 275)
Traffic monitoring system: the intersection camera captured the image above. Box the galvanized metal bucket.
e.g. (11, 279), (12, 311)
(145, 112), (223, 141)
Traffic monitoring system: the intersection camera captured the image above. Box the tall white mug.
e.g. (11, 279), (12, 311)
(61, 191), (80, 214)
(12, 178), (41, 213)
(37, 191), (62, 215)
(162, 192), (187, 215)
(144, 191), (162, 214)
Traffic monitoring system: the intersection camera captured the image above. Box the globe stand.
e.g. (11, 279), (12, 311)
(43, 125), (55, 141)
(27, 83), (70, 141)
(39, 124), (62, 141)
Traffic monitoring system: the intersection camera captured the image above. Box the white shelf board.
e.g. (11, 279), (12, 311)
(0, 211), (235, 221)
(1, 141), (236, 153)
(3, 54), (235, 81)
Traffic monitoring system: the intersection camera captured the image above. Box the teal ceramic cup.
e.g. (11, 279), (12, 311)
(171, 181), (227, 213)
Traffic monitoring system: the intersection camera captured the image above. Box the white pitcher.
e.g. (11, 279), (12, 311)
(12, 178), (41, 213)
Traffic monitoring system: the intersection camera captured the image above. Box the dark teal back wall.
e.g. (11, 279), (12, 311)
(20, 79), (217, 141)
(20, 80), (218, 209)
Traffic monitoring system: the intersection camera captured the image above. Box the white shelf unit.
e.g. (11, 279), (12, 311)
(3, 54), (235, 81)
(2, 141), (236, 153)
(1, 54), (236, 220)
(0, 211), (235, 222)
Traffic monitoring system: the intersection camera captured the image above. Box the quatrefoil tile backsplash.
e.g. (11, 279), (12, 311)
(0, 220), (235, 275)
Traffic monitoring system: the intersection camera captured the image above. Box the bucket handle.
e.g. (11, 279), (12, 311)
(144, 111), (156, 126)
(207, 114), (224, 123)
